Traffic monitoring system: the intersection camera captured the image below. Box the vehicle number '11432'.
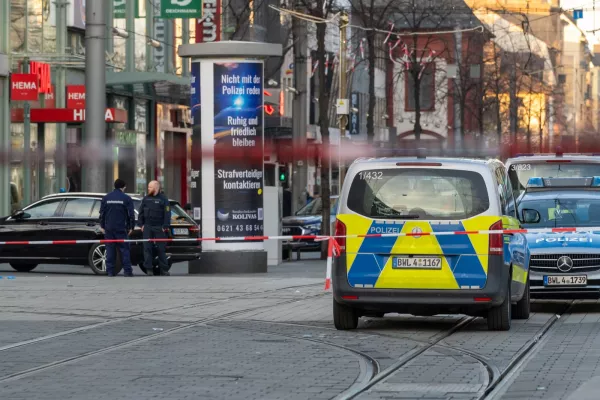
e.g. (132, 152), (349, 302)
(393, 257), (442, 269)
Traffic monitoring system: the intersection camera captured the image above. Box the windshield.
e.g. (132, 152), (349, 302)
(509, 162), (600, 197)
(347, 168), (490, 220)
(295, 197), (338, 216)
(519, 197), (600, 228)
(133, 200), (195, 225)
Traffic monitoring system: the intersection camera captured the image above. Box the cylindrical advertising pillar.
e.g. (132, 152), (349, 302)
(181, 42), (282, 274)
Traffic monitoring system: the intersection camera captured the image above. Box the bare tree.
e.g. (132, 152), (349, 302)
(388, 0), (476, 144)
(349, 0), (397, 143)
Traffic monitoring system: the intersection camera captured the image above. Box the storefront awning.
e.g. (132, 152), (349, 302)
(11, 108), (128, 123)
(106, 72), (191, 104)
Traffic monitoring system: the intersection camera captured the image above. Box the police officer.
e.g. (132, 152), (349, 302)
(99, 179), (135, 277)
(138, 180), (171, 276)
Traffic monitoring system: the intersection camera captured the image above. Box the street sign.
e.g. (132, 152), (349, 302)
(349, 92), (359, 135)
(160, 0), (203, 19)
(573, 9), (583, 20)
(113, 0), (142, 18)
(336, 98), (349, 115)
(10, 74), (38, 101)
(66, 85), (86, 108)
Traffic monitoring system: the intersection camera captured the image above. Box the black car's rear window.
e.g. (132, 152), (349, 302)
(132, 200), (194, 225)
(347, 168), (490, 220)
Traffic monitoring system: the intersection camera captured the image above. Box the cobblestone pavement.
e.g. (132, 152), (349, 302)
(1, 260), (600, 399)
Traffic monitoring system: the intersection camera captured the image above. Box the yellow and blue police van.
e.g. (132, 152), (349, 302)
(332, 157), (530, 331)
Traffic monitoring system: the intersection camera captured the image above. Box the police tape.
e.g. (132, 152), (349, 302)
(0, 226), (598, 246)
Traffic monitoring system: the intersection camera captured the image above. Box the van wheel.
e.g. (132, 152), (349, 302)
(512, 278), (530, 320)
(333, 299), (358, 330)
(9, 263), (38, 272)
(88, 244), (122, 276)
(487, 282), (511, 331)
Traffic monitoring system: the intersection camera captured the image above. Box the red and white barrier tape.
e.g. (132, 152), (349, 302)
(0, 226), (598, 246)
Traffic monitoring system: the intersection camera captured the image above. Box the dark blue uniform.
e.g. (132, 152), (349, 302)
(99, 189), (135, 276)
(138, 193), (171, 274)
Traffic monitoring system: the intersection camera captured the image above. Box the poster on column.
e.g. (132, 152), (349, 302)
(213, 62), (264, 238)
(190, 62), (202, 222)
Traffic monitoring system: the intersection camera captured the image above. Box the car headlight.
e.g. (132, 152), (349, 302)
(305, 223), (321, 231)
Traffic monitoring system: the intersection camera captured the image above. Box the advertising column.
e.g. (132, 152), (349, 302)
(189, 58), (267, 273)
(213, 62), (264, 239)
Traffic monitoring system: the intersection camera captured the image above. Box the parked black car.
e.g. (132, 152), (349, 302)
(281, 196), (338, 260)
(0, 193), (201, 275)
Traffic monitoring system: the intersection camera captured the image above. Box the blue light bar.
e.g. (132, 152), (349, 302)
(527, 177), (597, 189)
(526, 177), (544, 188)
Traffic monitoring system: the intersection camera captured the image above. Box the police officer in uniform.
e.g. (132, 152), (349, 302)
(138, 180), (171, 276)
(99, 179), (135, 277)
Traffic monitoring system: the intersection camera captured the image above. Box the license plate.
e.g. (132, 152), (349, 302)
(392, 256), (442, 269)
(172, 228), (189, 236)
(544, 275), (587, 286)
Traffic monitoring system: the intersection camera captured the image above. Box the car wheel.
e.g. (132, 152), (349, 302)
(9, 263), (38, 272)
(333, 298), (359, 330)
(512, 278), (530, 320)
(282, 248), (291, 260)
(88, 244), (122, 276)
(487, 281), (512, 331)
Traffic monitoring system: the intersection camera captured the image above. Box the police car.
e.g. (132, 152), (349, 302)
(506, 152), (600, 200)
(332, 157), (529, 331)
(517, 176), (600, 297)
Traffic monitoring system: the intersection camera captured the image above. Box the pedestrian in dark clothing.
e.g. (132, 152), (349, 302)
(138, 180), (171, 276)
(99, 179), (135, 277)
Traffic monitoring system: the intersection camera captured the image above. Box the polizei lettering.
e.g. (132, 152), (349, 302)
(369, 226), (402, 234)
(535, 237), (592, 243)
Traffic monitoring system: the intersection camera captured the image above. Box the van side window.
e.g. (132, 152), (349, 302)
(504, 172), (517, 218)
(494, 167), (508, 215)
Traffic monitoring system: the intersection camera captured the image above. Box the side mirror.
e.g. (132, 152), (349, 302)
(521, 209), (541, 224)
(11, 210), (24, 219)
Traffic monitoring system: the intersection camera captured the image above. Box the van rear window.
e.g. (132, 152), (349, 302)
(347, 168), (490, 220)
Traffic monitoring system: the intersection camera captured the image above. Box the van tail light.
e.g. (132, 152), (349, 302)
(489, 220), (504, 255)
(334, 219), (346, 253)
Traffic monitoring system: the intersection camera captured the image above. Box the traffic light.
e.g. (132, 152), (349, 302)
(278, 165), (288, 186)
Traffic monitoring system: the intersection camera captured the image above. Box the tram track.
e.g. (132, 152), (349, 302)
(0, 282), (322, 354)
(331, 301), (575, 400)
(0, 288), (328, 383)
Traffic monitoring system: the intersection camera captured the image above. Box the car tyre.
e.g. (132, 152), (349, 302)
(9, 263), (38, 272)
(512, 278), (530, 320)
(88, 244), (122, 276)
(282, 248), (291, 261)
(487, 281), (511, 331)
(333, 298), (359, 330)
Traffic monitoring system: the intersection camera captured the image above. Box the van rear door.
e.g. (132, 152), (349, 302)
(337, 166), (498, 290)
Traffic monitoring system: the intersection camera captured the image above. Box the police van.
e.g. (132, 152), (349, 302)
(332, 157), (529, 331)
(518, 176), (600, 297)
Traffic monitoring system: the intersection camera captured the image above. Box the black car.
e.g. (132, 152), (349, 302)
(282, 196), (338, 260)
(0, 193), (201, 275)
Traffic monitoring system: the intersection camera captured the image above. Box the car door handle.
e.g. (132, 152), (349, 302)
(37, 221), (48, 226)
(86, 222), (98, 227)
